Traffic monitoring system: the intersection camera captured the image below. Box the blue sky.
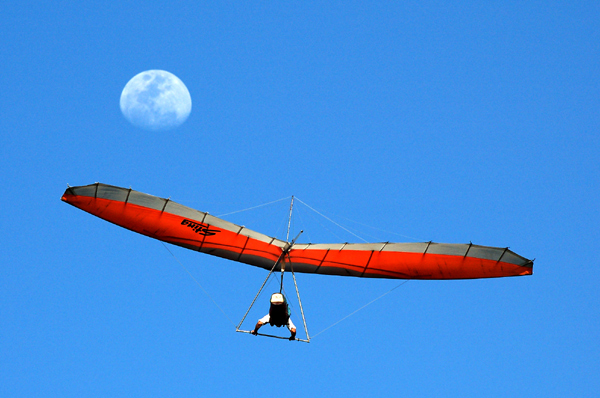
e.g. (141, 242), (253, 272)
(1, 1), (599, 396)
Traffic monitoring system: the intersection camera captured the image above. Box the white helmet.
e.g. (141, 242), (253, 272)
(270, 293), (285, 305)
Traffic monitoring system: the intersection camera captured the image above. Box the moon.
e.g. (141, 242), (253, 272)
(120, 70), (192, 131)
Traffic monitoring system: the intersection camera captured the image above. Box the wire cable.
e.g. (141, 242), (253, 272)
(294, 197), (368, 242)
(161, 243), (236, 328)
(311, 280), (410, 339)
(216, 196), (291, 217)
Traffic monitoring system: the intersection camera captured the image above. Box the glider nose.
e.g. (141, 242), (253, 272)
(61, 189), (79, 206)
(61, 192), (73, 203)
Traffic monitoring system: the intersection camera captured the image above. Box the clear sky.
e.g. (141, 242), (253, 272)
(1, 1), (599, 397)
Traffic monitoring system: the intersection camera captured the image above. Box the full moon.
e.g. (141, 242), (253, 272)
(120, 70), (192, 131)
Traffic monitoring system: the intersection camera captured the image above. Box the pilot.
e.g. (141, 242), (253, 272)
(251, 293), (297, 341)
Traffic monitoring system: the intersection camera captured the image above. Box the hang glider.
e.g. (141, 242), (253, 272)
(61, 183), (533, 280)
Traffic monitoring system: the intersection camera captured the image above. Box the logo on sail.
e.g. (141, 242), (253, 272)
(181, 219), (220, 236)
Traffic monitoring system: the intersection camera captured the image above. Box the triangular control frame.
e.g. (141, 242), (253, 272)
(236, 230), (311, 343)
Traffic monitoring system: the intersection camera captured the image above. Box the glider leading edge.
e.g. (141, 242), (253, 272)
(61, 183), (533, 280)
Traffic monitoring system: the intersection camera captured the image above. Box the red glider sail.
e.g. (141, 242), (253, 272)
(61, 183), (533, 280)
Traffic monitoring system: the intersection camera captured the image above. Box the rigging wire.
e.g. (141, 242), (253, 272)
(294, 197), (368, 242)
(310, 280), (410, 339)
(323, 212), (423, 242)
(216, 196), (291, 218)
(294, 202), (348, 243)
(286, 196), (294, 242)
(161, 242), (236, 328)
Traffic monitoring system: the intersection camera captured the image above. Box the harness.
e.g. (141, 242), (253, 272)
(268, 297), (291, 327)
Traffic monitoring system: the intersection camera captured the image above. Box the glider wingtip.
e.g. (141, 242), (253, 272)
(61, 185), (75, 201)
